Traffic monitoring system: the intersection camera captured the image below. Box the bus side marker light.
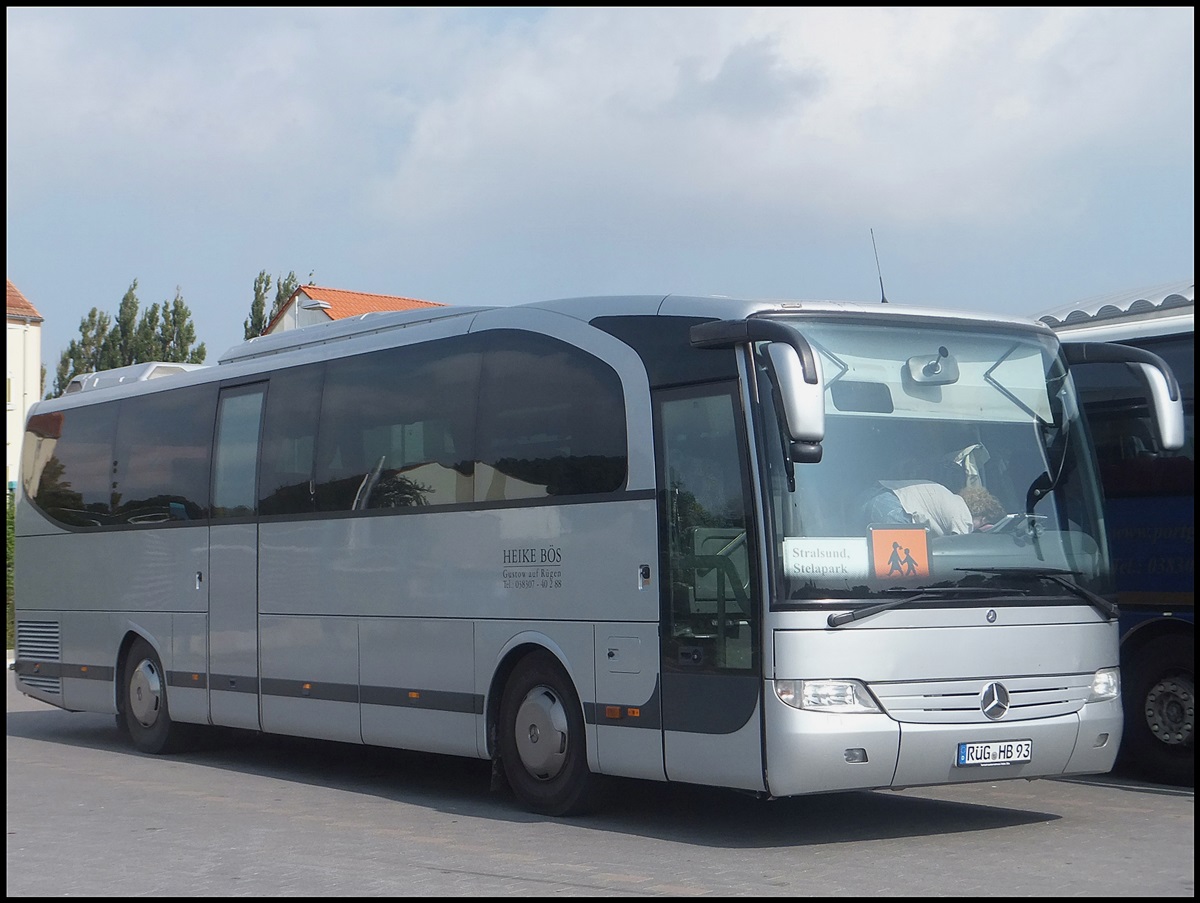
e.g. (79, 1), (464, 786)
(408, 691), (420, 699)
(605, 705), (621, 719)
(302, 682), (312, 697)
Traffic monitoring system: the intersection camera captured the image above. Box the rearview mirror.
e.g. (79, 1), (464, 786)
(765, 342), (824, 463)
(1063, 342), (1184, 449)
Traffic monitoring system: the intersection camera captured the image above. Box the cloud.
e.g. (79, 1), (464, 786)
(8, 7), (1191, 227)
(6, 7), (1192, 360)
(364, 7), (1193, 234)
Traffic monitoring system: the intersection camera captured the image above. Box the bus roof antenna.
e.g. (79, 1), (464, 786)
(871, 228), (888, 304)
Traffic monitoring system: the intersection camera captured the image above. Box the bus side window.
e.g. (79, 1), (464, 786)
(212, 385), (266, 519)
(26, 402), (118, 526)
(355, 340), (479, 510)
(475, 332), (627, 502)
(112, 384), (216, 523)
(259, 363), (322, 516)
(313, 337), (482, 512)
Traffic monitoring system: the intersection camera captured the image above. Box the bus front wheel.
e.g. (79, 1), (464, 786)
(120, 637), (187, 755)
(498, 650), (603, 816)
(1122, 635), (1194, 786)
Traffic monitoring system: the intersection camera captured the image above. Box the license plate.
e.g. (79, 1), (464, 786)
(956, 739), (1032, 766)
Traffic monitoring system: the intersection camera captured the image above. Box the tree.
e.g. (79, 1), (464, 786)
(243, 270), (301, 340)
(133, 300), (162, 361)
(242, 270), (273, 340)
(100, 282), (142, 370)
(50, 306), (113, 398)
(273, 271), (301, 324)
(48, 279), (207, 398)
(156, 289), (207, 363)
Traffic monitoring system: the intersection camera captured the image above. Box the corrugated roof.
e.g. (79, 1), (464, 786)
(7, 278), (44, 321)
(1035, 279), (1194, 328)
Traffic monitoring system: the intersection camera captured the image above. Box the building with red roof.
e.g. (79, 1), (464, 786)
(7, 279), (44, 492)
(265, 285), (445, 336)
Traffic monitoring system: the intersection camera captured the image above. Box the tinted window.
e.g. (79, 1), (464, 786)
(314, 337), (481, 511)
(259, 364), (323, 516)
(475, 331), (627, 500)
(212, 385), (266, 519)
(112, 384), (217, 523)
(27, 403), (118, 526)
(592, 316), (738, 388)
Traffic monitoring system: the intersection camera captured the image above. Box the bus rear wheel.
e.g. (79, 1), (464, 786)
(498, 650), (603, 816)
(120, 637), (187, 755)
(1122, 635), (1194, 786)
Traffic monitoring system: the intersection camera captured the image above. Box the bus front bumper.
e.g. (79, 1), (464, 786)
(763, 686), (1122, 797)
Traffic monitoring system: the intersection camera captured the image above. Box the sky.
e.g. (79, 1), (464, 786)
(6, 7), (1195, 367)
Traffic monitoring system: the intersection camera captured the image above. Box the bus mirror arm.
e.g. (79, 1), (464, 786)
(690, 319), (819, 384)
(1063, 342), (1185, 450)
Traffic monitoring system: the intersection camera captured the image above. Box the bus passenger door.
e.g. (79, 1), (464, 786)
(207, 382), (267, 731)
(656, 385), (766, 792)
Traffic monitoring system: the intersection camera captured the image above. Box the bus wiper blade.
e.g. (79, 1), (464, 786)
(827, 587), (1001, 628)
(954, 566), (1118, 620)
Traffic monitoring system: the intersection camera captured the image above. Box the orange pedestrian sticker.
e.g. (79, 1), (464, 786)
(870, 527), (930, 579)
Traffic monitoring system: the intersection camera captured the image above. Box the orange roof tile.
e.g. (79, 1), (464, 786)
(301, 285), (445, 317)
(7, 279), (44, 321)
(266, 284), (444, 333)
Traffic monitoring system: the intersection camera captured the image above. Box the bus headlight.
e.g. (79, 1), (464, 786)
(775, 679), (881, 713)
(1088, 667), (1120, 702)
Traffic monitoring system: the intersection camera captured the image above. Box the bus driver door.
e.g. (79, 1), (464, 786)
(207, 382), (267, 731)
(657, 384), (766, 793)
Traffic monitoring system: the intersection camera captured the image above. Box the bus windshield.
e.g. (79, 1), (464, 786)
(758, 318), (1108, 604)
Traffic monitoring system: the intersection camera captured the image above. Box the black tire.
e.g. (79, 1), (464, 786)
(498, 650), (604, 816)
(1121, 635), (1194, 786)
(119, 637), (187, 755)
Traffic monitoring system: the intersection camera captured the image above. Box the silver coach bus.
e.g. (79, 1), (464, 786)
(12, 294), (1184, 815)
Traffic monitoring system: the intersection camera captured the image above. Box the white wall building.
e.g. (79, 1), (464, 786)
(7, 279), (44, 494)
